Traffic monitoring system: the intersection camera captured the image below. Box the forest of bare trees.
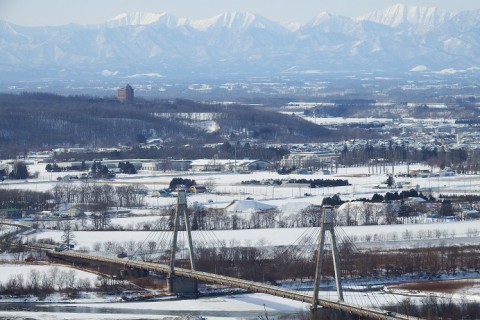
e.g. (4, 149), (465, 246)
(339, 142), (480, 175)
(51, 182), (146, 208)
(0, 93), (348, 158)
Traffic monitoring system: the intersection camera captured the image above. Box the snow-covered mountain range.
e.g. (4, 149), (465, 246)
(1, 4), (480, 81)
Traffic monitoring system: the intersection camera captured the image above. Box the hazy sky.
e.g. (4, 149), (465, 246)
(1, 0), (479, 26)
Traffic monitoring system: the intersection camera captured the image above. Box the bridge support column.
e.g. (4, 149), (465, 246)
(167, 276), (198, 297)
(310, 308), (349, 320)
(168, 189), (198, 296)
(312, 205), (344, 310)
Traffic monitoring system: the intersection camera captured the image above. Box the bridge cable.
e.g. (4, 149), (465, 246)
(334, 224), (404, 312)
(334, 225), (383, 308)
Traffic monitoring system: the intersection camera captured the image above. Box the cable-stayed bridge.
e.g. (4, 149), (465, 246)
(47, 249), (413, 319)
(25, 190), (418, 319)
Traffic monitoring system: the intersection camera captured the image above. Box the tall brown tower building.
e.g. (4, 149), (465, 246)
(117, 84), (134, 103)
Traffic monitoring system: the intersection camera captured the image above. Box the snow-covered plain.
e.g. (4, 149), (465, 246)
(7, 162), (480, 211)
(4, 162), (480, 318)
(30, 218), (480, 251)
(24, 161), (480, 252)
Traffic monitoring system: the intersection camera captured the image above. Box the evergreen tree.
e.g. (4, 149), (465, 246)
(322, 194), (344, 206)
(398, 203), (411, 222)
(169, 177), (196, 190)
(9, 161), (29, 179)
(439, 200), (454, 217)
(61, 223), (75, 249)
(386, 175), (395, 187)
(371, 193), (384, 202)
(119, 161), (137, 174)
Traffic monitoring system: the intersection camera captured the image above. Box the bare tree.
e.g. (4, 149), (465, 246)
(298, 205), (322, 227)
(65, 269), (76, 289)
(28, 269), (41, 293)
(204, 177), (217, 193)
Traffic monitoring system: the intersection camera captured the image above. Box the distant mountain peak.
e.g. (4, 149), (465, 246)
(309, 12), (334, 24)
(110, 12), (164, 25)
(357, 4), (450, 29)
(0, 20), (19, 35)
(107, 12), (182, 27)
(1, 5), (480, 81)
(189, 11), (275, 31)
(303, 11), (356, 32)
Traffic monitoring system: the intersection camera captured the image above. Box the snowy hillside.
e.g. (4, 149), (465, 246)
(357, 4), (451, 30)
(1, 5), (480, 81)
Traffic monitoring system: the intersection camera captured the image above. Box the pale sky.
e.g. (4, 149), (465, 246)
(1, 0), (479, 26)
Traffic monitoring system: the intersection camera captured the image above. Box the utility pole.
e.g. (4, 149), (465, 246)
(234, 142), (237, 173)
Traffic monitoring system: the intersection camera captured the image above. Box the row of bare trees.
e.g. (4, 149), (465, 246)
(340, 143), (480, 175)
(52, 182), (146, 208)
(0, 265), (136, 297)
(0, 189), (52, 211)
(0, 267), (91, 296)
(388, 296), (480, 320)
(194, 243), (480, 288)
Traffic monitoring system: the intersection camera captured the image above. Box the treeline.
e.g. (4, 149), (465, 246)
(54, 144), (289, 163)
(0, 267), (91, 296)
(239, 178), (349, 188)
(338, 245), (479, 279)
(439, 194), (480, 202)
(0, 265), (134, 297)
(340, 143), (480, 174)
(52, 182), (146, 208)
(241, 179), (283, 186)
(288, 178), (350, 188)
(194, 242), (480, 287)
(356, 189), (430, 203)
(0, 183), (146, 215)
(0, 189), (52, 211)
(312, 99), (480, 120)
(388, 297), (480, 320)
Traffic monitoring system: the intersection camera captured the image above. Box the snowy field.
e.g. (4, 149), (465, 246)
(3, 162), (480, 318)
(2, 162), (480, 206)
(4, 162), (480, 219)
(29, 219), (480, 252)
(30, 220), (480, 250)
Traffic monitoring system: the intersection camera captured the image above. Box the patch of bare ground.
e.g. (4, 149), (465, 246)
(391, 279), (480, 293)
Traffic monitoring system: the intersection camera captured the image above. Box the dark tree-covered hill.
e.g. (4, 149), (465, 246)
(0, 93), (340, 157)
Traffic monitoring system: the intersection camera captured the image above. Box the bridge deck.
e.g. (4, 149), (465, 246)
(47, 249), (417, 320)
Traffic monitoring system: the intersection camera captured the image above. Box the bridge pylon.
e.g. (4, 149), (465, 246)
(312, 205), (344, 311)
(168, 188), (198, 295)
